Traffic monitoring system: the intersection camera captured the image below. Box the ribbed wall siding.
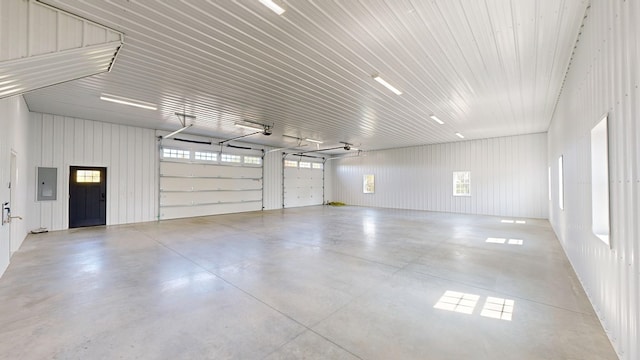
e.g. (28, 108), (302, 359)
(262, 149), (283, 210)
(331, 133), (548, 219)
(28, 113), (158, 231)
(0, 95), (30, 276)
(547, 1), (639, 359)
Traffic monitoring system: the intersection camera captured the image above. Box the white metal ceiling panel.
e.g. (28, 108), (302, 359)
(20, 0), (588, 151)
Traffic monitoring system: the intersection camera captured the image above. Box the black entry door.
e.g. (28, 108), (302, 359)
(69, 166), (106, 228)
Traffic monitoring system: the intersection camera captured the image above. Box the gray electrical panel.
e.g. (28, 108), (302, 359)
(37, 167), (57, 201)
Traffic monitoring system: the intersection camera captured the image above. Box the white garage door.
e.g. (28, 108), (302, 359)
(159, 143), (263, 220)
(283, 158), (324, 208)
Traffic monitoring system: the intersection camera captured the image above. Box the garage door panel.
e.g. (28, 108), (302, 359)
(159, 147), (263, 219)
(284, 162), (324, 208)
(160, 201), (261, 220)
(284, 178), (323, 187)
(160, 177), (262, 191)
(160, 190), (262, 206)
(161, 161), (261, 178)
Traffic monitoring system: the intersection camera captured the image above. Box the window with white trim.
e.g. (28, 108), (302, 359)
(163, 148), (190, 159)
(194, 151), (217, 161)
(299, 162), (311, 168)
(558, 156), (564, 210)
(453, 171), (471, 196)
(284, 160), (298, 168)
(312, 163), (323, 169)
(244, 156), (262, 165)
(221, 154), (241, 163)
(591, 115), (610, 245)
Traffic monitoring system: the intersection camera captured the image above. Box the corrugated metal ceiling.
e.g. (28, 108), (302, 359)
(24, 0), (588, 151)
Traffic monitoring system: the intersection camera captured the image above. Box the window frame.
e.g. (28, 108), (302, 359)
(452, 171), (471, 197)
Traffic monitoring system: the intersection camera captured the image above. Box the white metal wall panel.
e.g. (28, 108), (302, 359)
(547, 1), (639, 359)
(0, 95), (30, 277)
(330, 133), (548, 219)
(262, 149), (283, 210)
(0, 0), (122, 61)
(283, 164), (324, 208)
(28, 113), (157, 231)
(0, 0), (123, 99)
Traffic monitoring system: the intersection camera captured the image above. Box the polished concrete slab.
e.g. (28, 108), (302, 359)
(0, 206), (617, 359)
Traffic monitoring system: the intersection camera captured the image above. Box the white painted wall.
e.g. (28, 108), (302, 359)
(331, 133), (548, 219)
(547, 1), (639, 359)
(28, 113), (158, 231)
(0, 95), (30, 275)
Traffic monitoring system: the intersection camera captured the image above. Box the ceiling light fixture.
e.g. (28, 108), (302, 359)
(305, 138), (323, 144)
(372, 74), (402, 95)
(455, 132), (465, 139)
(100, 93), (157, 110)
(259, 0), (285, 15)
(430, 115), (444, 124)
(235, 123), (264, 132)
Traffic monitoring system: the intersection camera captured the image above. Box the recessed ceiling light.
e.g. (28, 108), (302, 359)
(235, 123), (264, 131)
(259, 0), (285, 15)
(429, 115), (444, 124)
(100, 94), (157, 110)
(455, 132), (465, 139)
(305, 138), (323, 144)
(372, 75), (402, 95)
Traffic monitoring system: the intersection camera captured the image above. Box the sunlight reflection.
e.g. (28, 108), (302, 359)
(434, 291), (479, 314)
(501, 219), (527, 224)
(480, 297), (514, 321)
(161, 273), (214, 293)
(486, 237), (524, 245)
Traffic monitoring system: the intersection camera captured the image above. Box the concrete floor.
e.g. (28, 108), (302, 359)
(0, 206), (617, 359)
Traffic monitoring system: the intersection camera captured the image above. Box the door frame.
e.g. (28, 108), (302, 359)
(9, 150), (18, 254)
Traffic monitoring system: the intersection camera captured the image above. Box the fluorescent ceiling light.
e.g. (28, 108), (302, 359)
(373, 75), (402, 95)
(235, 123), (264, 131)
(100, 94), (157, 110)
(305, 138), (323, 144)
(259, 0), (285, 15)
(429, 115), (444, 124)
(455, 132), (465, 139)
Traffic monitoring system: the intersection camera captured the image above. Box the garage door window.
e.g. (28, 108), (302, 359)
(244, 156), (262, 165)
(163, 148), (190, 159)
(221, 154), (241, 163)
(195, 151), (217, 161)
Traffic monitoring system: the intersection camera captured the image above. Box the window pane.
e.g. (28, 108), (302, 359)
(591, 116), (609, 245)
(194, 151), (217, 161)
(163, 148), (190, 159)
(312, 163), (323, 169)
(76, 170), (101, 183)
(453, 171), (471, 196)
(299, 162), (311, 168)
(244, 156), (262, 165)
(284, 160), (298, 168)
(558, 156), (564, 210)
(221, 154), (241, 163)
